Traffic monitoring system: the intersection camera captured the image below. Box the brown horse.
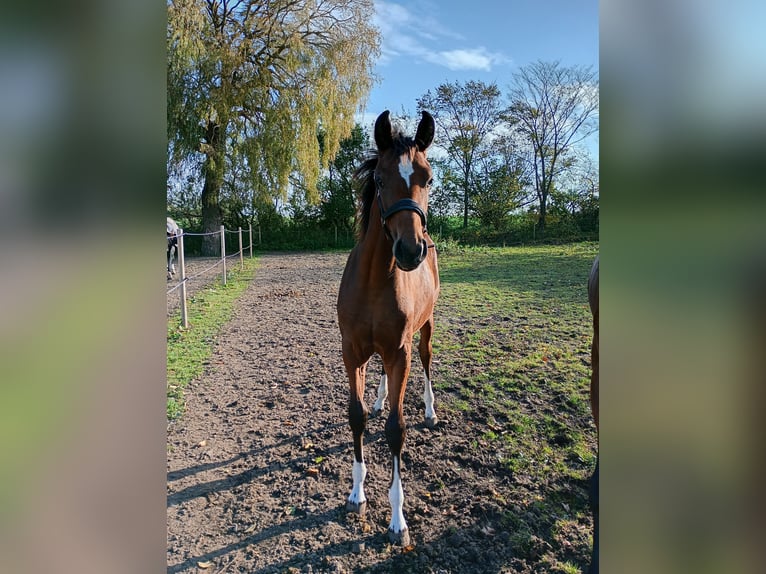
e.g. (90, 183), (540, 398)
(588, 255), (599, 574)
(337, 110), (439, 546)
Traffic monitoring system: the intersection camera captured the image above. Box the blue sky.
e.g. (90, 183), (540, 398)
(358, 0), (599, 155)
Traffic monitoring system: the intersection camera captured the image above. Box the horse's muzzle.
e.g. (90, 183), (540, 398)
(393, 238), (428, 271)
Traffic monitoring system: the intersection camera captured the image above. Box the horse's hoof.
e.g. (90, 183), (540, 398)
(371, 407), (382, 418)
(346, 500), (367, 516)
(425, 416), (438, 429)
(388, 527), (410, 546)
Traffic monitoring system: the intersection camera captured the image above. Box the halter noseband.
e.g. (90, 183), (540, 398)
(376, 189), (428, 241)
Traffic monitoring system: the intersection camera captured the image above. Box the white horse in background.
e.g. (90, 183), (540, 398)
(167, 217), (181, 279)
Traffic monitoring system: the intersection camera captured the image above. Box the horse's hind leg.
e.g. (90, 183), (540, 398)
(383, 346), (412, 546)
(344, 344), (370, 515)
(372, 362), (388, 416)
(419, 316), (438, 428)
(167, 243), (176, 278)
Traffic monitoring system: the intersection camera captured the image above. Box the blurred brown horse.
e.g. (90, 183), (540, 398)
(337, 110), (439, 546)
(588, 255), (599, 574)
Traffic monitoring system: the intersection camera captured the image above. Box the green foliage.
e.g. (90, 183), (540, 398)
(317, 124), (370, 232)
(471, 157), (527, 230)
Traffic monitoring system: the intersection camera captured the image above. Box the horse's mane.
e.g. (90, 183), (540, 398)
(354, 131), (417, 241)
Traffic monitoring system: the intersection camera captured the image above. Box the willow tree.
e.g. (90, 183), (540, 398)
(168, 0), (379, 253)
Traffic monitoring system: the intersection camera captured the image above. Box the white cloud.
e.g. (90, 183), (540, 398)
(425, 48), (510, 72)
(373, 1), (510, 71)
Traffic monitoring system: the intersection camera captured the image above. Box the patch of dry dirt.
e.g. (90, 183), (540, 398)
(167, 251), (592, 574)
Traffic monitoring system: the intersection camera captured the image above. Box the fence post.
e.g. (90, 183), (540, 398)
(258, 224), (262, 246)
(334, 224), (338, 245)
(178, 230), (189, 328)
(220, 225), (227, 286)
(249, 224), (253, 258)
(238, 227), (243, 270)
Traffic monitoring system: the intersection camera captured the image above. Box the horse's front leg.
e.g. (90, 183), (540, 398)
(383, 345), (412, 546)
(344, 344), (370, 515)
(419, 316), (438, 428)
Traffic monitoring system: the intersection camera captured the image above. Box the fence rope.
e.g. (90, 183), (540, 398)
(181, 230), (221, 237)
(166, 247), (253, 295)
(185, 259), (225, 282)
(167, 227), (255, 319)
(166, 279), (186, 295)
(175, 227), (251, 237)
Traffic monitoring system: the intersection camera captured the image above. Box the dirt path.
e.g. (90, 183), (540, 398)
(167, 251), (591, 574)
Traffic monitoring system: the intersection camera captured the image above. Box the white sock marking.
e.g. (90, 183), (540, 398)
(349, 460), (367, 505)
(423, 374), (436, 420)
(373, 373), (388, 412)
(389, 457), (407, 534)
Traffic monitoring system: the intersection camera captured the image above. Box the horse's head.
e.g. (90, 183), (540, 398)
(373, 110), (435, 271)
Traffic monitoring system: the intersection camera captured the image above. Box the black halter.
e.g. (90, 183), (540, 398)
(376, 191), (428, 241)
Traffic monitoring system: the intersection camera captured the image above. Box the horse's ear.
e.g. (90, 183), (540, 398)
(415, 110), (435, 151)
(374, 110), (393, 152)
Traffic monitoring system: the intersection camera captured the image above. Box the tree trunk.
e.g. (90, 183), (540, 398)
(537, 193), (547, 237)
(463, 164), (471, 229)
(200, 121), (224, 256)
(463, 183), (469, 229)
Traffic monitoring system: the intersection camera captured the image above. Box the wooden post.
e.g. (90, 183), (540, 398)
(178, 230), (188, 328)
(249, 224), (253, 258)
(220, 225), (227, 286)
(258, 224), (262, 246)
(238, 227), (243, 270)
(334, 224), (338, 245)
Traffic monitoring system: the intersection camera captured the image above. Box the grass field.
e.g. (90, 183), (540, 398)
(431, 241), (599, 568)
(434, 242), (598, 472)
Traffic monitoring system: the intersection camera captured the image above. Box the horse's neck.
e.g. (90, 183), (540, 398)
(358, 223), (395, 281)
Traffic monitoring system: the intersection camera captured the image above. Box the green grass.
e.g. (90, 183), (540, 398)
(434, 242), (597, 459)
(432, 241), (598, 564)
(167, 257), (259, 419)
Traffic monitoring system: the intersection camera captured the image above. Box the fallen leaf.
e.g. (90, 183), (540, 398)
(283, 421), (294, 426)
(307, 467), (319, 477)
(196, 440), (207, 448)
(402, 544), (416, 553)
(197, 561), (213, 569)
(243, 524), (256, 534)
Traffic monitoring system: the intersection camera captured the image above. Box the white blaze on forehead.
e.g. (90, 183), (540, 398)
(398, 155), (414, 186)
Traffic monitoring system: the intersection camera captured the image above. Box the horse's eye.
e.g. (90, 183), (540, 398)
(374, 174), (383, 188)
(427, 178), (434, 188)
